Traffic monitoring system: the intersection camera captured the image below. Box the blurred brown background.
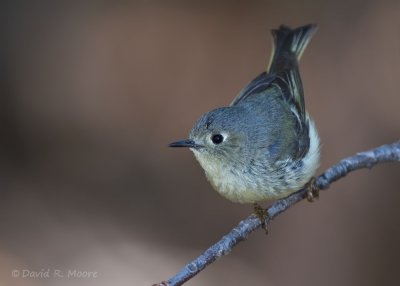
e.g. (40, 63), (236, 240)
(0, 1), (399, 285)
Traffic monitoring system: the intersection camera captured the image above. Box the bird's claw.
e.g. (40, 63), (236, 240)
(306, 177), (319, 202)
(253, 203), (269, 234)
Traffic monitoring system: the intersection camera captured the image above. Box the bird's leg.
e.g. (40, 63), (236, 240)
(253, 203), (269, 234)
(305, 177), (319, 202)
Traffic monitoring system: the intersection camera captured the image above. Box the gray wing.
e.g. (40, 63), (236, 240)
(230, 25), (317, 160)
(229, 72), (273, 106)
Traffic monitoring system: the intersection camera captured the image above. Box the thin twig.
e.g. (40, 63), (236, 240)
(153, 141), (400, 286)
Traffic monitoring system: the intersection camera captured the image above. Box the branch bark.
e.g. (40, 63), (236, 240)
(153, 141), (400, 286)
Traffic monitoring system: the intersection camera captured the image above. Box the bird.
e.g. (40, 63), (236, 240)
(169, 25), (320, 216)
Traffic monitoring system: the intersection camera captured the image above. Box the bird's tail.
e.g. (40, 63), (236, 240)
(267, 24), (317, 74)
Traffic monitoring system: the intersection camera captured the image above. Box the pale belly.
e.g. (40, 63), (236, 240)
(204, 168), (293, 203)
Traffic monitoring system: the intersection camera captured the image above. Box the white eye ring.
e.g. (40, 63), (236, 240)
(209, 132), (228, 145)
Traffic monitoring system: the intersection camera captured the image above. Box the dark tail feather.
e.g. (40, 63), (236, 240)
(268, 24), (317, 74)
(230, 24), (317, 107)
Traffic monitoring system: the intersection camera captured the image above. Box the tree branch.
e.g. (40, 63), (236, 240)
(153, 141), (400, 286)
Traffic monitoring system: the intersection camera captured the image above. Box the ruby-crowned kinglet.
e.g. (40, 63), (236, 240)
(169, 25), (320, 204)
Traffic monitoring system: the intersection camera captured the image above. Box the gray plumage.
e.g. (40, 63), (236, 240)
(170, 25), (320, 203)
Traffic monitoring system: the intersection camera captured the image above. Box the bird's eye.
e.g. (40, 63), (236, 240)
(211, 134), (224, 145)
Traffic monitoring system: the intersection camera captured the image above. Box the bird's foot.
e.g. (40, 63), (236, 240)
(305, 177), (319, 202)
(253, 203), (269, 234)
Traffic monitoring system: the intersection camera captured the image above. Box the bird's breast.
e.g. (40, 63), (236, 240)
(193, 151), (281, 203)
(205, 168), (273, 203)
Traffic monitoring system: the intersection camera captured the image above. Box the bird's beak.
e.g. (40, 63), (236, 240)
(169, 139), (203, 149)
